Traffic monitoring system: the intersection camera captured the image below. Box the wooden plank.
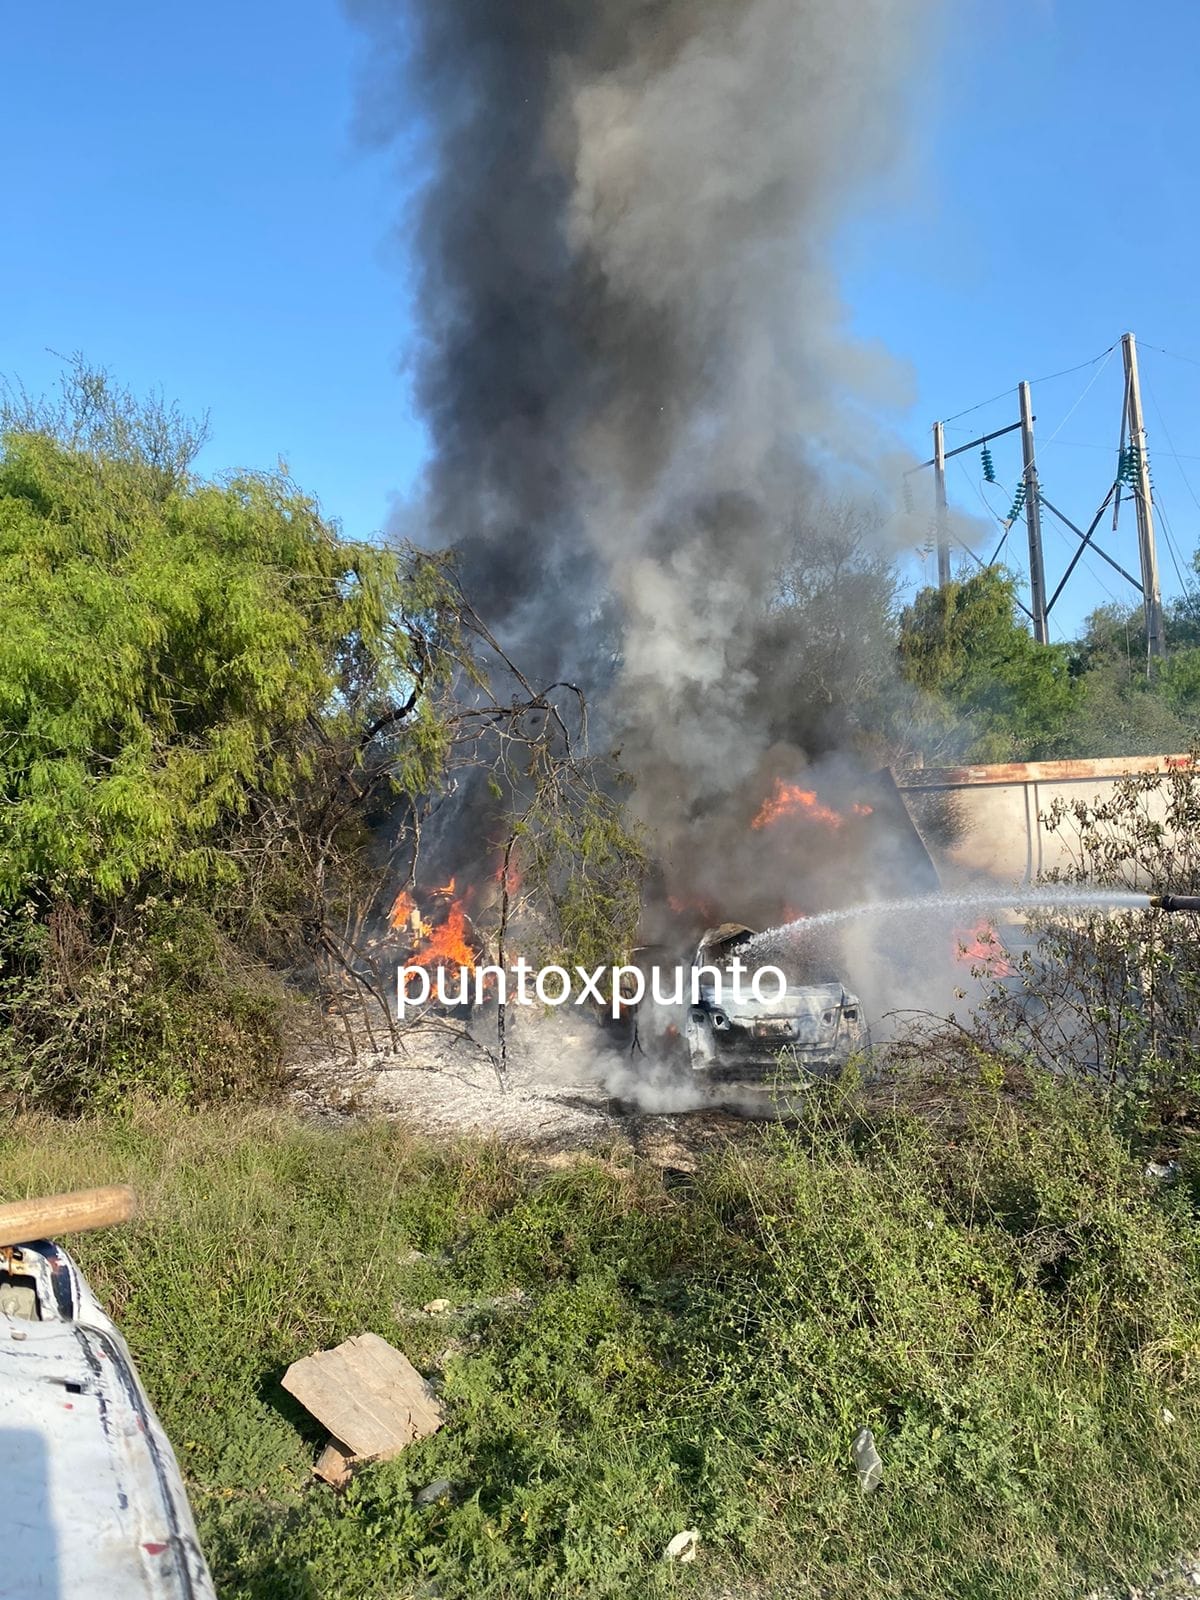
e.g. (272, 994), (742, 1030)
(0, 1186), (135, 1249)
(314, 1440), (357, 1489)
(282, 1333), (443, 1460)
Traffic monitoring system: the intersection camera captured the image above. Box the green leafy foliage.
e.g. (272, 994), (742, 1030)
(0, 900), (290, 1109)
(897, 568), (1078, 761)
(6, 1092), (1200, 1599)
(0, 385), (444, 905)
(0, 365), (650, 1106)
(507, 778), (648, 974)
(1062, 598), (1200, 756)
(0, 365), (461, 1106)
(958, 759), (1200, 1124)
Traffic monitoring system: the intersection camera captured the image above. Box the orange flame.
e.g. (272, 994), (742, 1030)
(389, 889), (431, 940)
(752, 780), (873, 831)
(409, 903), (477, 976)
(954, 922), (1013, 977)
(390, 877), (480, 1001)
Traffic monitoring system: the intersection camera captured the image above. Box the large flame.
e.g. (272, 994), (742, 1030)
(954, 922), (1013, 977)
(408, 902), (477, 976)
(388, 889), (431, 940)
(390, 877), (479, 999)
(752, 779), (873, 831)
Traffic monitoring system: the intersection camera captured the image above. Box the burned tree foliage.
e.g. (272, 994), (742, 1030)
(314, 589), (646, 1079)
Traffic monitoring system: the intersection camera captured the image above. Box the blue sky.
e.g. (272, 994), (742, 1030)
(2, 0), (425, 531)
(4, 0), (1199, 642)
(843, 0), (1200, 637)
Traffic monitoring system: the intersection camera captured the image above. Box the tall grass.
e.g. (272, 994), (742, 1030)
(4, 1083), (1200, 1598)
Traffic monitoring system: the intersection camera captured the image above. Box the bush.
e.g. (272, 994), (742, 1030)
(954, 759), (1200, 1124)
(0, 380), (450, 909)
(0, 364), (648, 1106)
(0, 900), (290, 1110)
(0, 364), (460, 1106)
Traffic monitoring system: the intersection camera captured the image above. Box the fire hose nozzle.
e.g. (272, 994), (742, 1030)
(1150, 893), (1200, 913)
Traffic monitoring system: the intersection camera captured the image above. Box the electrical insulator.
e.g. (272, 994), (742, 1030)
(981, 444), (996, 483)
(902, 477), (914, 514)
(1006, 483), (1027, 524)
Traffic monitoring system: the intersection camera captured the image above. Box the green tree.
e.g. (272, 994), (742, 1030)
(1065, 602), (1200, 756)
(898, 566), (1078, 762)
(0, 365), (464, 1105)
(0, 370), (455, 908)
(0, 365), (646, 1108)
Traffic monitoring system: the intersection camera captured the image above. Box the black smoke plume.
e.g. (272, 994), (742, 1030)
(348, 0), (947, 920)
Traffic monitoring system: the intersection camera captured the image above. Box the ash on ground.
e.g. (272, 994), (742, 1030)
(290, 1006), (742, 1152)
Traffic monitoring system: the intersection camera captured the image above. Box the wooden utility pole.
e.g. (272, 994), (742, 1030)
(932, 420), (950, 588)
(1121, 331), (1166, 660)
(1018, 381), (1048, 644)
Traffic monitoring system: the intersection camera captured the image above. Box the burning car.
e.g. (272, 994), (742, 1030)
(684, 923), (865, 1083)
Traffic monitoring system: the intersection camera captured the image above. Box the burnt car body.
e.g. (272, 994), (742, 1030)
(685, 923), (865, 1084)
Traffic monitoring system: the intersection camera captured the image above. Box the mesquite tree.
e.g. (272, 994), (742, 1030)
(0, 366), (643, 1106)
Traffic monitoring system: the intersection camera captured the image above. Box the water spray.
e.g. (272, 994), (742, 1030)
(744, 885), (1157, 957)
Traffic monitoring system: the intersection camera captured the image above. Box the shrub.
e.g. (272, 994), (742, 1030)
(0, 900), (291, 1109)
(955, 759), (1200, 1123)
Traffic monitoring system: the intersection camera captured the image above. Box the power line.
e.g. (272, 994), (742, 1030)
(1142, 360), (1200, 522)
(919, 335), (1176, 646)
(941, 384), (1018, 427)
(940, 344), (1116, 427)
(1134, 355), (1198, 600)
(1149, 487), (1191, 597)
(1036, 438), (1200, 462)
(1141, 342), (1200, 371)
(1038, 346), (1116, 452)
(1030, 344), (1119, 394)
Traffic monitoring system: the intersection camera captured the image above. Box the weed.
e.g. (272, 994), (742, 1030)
(3, 1090), (1199, 1598)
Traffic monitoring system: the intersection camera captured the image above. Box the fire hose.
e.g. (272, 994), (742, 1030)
(1150, 894), (1200, 913)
